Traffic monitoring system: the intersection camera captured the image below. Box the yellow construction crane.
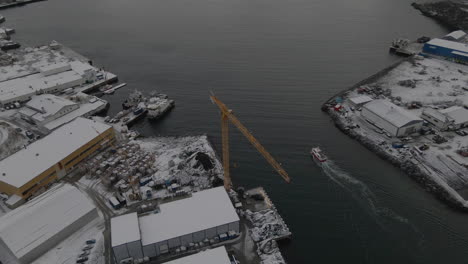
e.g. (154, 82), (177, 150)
(210, 95), (291, 190)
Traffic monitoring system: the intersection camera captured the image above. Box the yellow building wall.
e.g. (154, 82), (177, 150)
(16, 165), (58, 198)
(0, 181), (18, 196)
(61, 127), (115, 171)
(0, 127), (115, 199)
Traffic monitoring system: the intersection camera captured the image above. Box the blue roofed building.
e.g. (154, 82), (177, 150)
(422, 38), (468, 63)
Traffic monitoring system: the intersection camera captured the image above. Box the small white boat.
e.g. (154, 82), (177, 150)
(310, 147), (327, 163)
(99, 84), (113, 92)
(103, 83), (126, 95)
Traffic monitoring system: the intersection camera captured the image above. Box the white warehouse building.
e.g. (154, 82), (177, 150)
(0, 61), (97, 106)
(19, 94), (79, 126)
(111, 187), (240, 263)
(0, 184), (98, 264)
(361, 100), (423, 137)
(439, 106), (468, 129)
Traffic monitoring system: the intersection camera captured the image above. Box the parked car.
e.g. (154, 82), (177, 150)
(85, 239), (96, 245)
(76, 257), (88, 263)
(82, 245), (94, 251)
(25, 131), (34, 139)
(146, 189), (152, 199)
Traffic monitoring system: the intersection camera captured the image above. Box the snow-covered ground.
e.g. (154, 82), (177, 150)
(332, 57), (468, 206)
(80, 135), (223, 213)
(33, 218), (105, 264)
(0, 42), (114, 84)
(350, 57), (468, 106)
(0, 120), (29, 160)
(137, 135), (223, 187)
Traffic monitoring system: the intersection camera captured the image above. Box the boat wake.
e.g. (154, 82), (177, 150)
(318, 159), (424, 242)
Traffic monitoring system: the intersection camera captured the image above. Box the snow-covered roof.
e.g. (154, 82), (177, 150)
(0, 117), (111, 188)
(25, 94), (77, 116)
(38, 62), (71, 76)
(422, 107), (452, 123)
(43, 95), (106, 131)
(0, 71), (83, 103)
(163, 247), (231, 264)
(111, 212), (141, 247)
(445, 30), (467, 40)
(440, 106), (468, 125)
(348, 95), (373, 105)
(0, 184), (96, 259)
(363, 100), (423, 127)
(18, 107), (36, 117)
(425, 38), (468, 54)
(69, 61), (95, 75)
(452, 51), (468, 58)
(139, 187), (239, 246)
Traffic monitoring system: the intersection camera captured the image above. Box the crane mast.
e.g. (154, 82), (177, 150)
(210, 95), (291, 190)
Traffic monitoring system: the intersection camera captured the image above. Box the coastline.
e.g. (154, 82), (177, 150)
(321, 58), (468, 212)
(412, 0), (468, 30)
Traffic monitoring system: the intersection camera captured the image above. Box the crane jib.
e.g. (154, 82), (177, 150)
(210, 95), (291, 189)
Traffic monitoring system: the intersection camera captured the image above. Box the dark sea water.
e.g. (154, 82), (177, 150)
(4, 0), (468, 263)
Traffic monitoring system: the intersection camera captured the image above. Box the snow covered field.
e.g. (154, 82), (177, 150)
(379, 58), (468, 105)
(348, 57), (468, 106)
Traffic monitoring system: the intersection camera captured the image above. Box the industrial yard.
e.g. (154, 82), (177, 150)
(324, 30), (468, 210)
(0, 13), (290, 264)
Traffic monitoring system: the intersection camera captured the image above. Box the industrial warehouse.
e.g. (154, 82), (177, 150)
(422, 36), (468, 63)
(111, 187), (240, 263)
(0, 184), (98, 264)
(0, 117), (114, 206)
(361, 100), (424, 137)
(162, 247), (232, 264)
(0, 61), (98, 106)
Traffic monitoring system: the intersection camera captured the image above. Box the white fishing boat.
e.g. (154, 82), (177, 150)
(310, 147), (327, 163)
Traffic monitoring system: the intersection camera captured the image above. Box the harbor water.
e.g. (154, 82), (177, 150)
(4, 0), (468, 262)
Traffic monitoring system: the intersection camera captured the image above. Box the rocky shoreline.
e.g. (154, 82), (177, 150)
(321, 58), (468, 212)
(412, 0), (468, 30)
(324, 109), (467, 211)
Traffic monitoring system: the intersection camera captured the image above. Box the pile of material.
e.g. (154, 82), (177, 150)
(245, 210), (290, 242)
(398, 79), (419, 88)
(84, 141), (158, 202)
(257, 240), (286, 264)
